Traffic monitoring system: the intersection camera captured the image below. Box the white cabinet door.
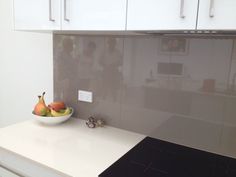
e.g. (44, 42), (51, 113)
(61, 0), (127, 30)
(127, 0), (199, 30)
(0, 166), (20, 177)
(14, 0), (61, 30)
(198, 0), (236, 30)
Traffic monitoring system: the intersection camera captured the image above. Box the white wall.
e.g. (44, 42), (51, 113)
(0, 0), (53, 127)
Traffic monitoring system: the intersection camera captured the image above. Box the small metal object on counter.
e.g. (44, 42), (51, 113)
(96, 119), (105, 127)
(86, 117), (105, 128)
(86, 117), (96, 128)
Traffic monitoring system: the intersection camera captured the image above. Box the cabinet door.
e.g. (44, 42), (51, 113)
(14, 0), (61, 30)
(0, 166), (20, 177)
(198, 0), (236, 30)
(127, 0), (199, 30)
(61, 0), (127, 30)
(0, 148), (69, 177)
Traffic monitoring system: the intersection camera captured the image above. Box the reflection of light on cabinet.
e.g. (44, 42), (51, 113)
(157, 62), (184, 90)
(157, 62), (184, 76)
(231, 40), (236, 60)
(228, 60), (236, 90)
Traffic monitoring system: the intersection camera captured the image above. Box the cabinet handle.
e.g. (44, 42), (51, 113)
(49, 0), (55, 22)
(180, 0), (185, 18)
(64, 0), (70, 21)
(209, 0), (215, 18)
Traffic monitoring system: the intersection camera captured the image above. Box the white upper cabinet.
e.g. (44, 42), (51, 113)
(13, 0), (236, 31)
(126, 0), (199, 30)
(61, 0), (127, 30)
(14, 0), (61, 30)
(197, 0), (236, 30)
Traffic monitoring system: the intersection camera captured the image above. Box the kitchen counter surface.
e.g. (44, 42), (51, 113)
(0, 118), (145, 177)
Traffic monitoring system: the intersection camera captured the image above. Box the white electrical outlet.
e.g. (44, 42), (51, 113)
(78, 90), (93, 103)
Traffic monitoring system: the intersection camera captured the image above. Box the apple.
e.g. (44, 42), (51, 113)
(48, 101), (66, 112)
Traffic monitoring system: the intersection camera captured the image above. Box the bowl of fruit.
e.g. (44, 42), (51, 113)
(32, 92), (73, 125)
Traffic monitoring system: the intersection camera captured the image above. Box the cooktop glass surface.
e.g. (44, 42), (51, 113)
(99, 137), (236, 177)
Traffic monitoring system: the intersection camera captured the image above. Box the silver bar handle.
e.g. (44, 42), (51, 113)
(209, 0), (215, 18)
(49, 0), (55, 22)
(64, 0), (70, 21)
(180, 0), (185, 18)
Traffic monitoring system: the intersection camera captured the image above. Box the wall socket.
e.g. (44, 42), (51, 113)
(78, 90), (93, 103)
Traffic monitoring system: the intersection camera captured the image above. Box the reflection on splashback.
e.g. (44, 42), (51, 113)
(54, 35), (236, 157)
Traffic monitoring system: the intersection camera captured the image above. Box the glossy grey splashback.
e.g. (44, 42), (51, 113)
(54, 35), (236, 157)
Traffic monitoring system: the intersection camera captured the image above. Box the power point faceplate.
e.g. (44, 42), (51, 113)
(78, 90), (93, 103)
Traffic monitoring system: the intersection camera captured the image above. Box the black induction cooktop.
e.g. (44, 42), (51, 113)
(99, 137), (236, 177)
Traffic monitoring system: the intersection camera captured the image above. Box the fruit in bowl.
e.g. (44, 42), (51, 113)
(50, 107), (73, 117)
(33, 92), (50, 116)
(48, 101), (66, 112)
(32, 92), (73, 125)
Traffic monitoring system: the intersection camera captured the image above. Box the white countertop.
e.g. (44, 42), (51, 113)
(0, 118), (145, 177)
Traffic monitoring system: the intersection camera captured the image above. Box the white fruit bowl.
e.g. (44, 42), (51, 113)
(32, 108), (74, 125)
